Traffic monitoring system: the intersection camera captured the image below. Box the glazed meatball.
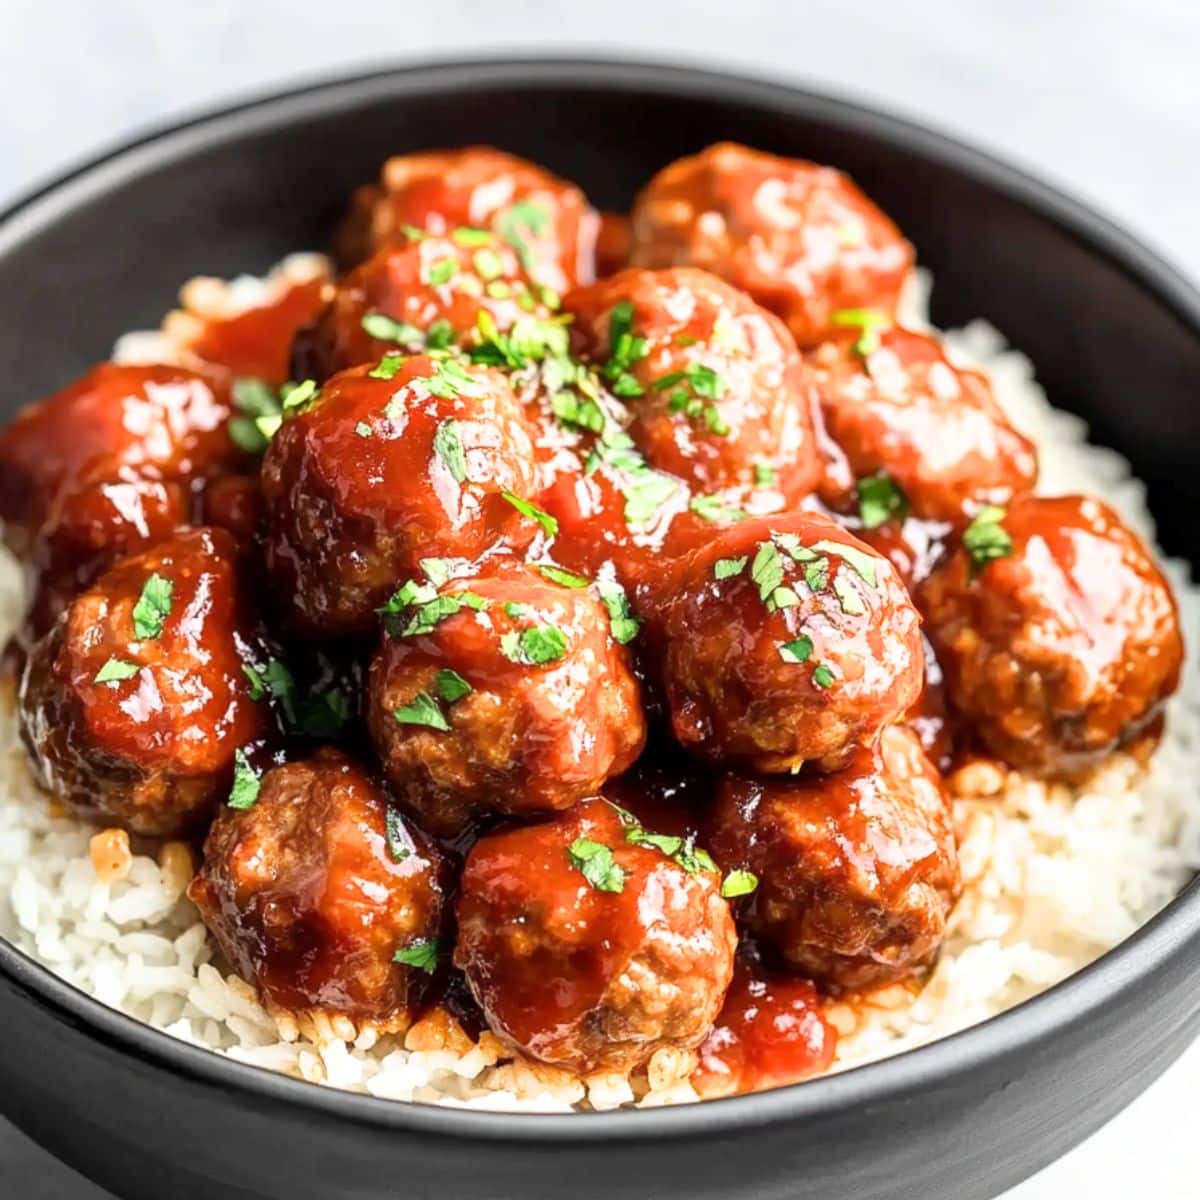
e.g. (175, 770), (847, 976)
(661, 511), (924, 772)
(919, 495), (1183, 778)
(565, 267), (823, 499)
(708, 725), (961, 989)
(629, 142), (913, 347)
(294, 230), (555, 381)
(18, 529), (268, 836)
(0, 362), (236, 556)
(189, 749), (446, 1034)
(337, 146), (599, 293)
(366, 565), (645, 837)
(455, 798), (736, 1073)
(261, 357), (539, 634)
(810, 325), (1037, 525)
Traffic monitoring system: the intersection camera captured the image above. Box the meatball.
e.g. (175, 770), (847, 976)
(0, 362), (236, 556)
(455, 798), (736, 1073)
(336, 146), (599, 293)
(189, 749), (446, 1034)
(366, 565), (646, 837)
(261, 357), (539, 634)
(919, 494), (1183, 778)
(565, 267), (823, 499)
(708, 726), (961, 989)
(810, 325), (1037, 525)
(661, 511), (923, 772)
(18, 529), (268, 836)
(629, 142), (913, 347)
(294, 230), (555, 382)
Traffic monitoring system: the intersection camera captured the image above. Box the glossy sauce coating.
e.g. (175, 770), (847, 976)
(189, 749), (446, 1030)
(454, 798), (736, 1073)
(919, 494), (1183, 778)
(630, 143), (913, 347)
(294, 231), (553, 382)
(366, 565), (645, 837)
(708, 726), (961, 989)
(261, 357), (538, 633)
(691, 958), (837, 1098)
(336, 146), (599, 294)
(18, 528), (268, 836)
(662, 511), (924, 771)
(810, 326), (1038, 525)
(565, 267), (823, 498)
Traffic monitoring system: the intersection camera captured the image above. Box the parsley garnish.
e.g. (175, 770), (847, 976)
(368, 353), (406, 381)
(653, 363), (729, 435)
(812, 663), (836, 689)
(754, 462), (777, 488)
(500, 491), (558, 536)
(500, 624), (569, 665)
(378, 581), (489, 638)
(432, 418), (469, 484)
(690, 494), (749, 525)
(831, 308), (892, 358)
(242, 663), (266, 700)
(713, 556), (748, 580)
(228, 749), (261, 810)
(393, 937), (441, 973)
(496, 199), (551, 276)
(362, 312), (424, 348)
(229, 377), (294, 453)
(536, 563), (588, 589)
(473, 248), (505, 281)
(423, 257), (458, 287)
(809, 539), (879, 587)
(411, 356), (482, 401)
(857, 473), (908, 529)
(721, 869), (758, 898)
(778, 636), (814, 664)
(567, 838), (627, 893)
(393, 693), (450, 731)
(385, 806), (412, 863)
(419, 557), (471, 586)
(750, 541), (799, 612)
(94, 658), (140, 685)
(435, 668), (472, 703)
(602, 300), (650, 397)
(451, 226), (492, 247)
(833, 574), (866, 616)
(963, 505), (1013, 577)
(132, 573), (173, 640)
(596, 579), (640, 644)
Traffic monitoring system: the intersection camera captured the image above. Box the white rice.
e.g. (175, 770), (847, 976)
(1, 263), (1196, 1111)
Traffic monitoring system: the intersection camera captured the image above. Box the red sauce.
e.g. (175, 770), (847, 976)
(692, 958), (837, 1098)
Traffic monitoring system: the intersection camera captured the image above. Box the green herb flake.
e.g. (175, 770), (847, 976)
(262, 659), (299, 725)
(721, 869), (759, 898)
(812, 663), (836, 690)
(131, 573), (173, 641)
(281, 379), (318, 413)
(596, 579), (640, 645)
(831, 308), (893, 358)
(228, 749), (261, 810)
(963, 505), (1013, 577)
(566, 838), (627, 893)
(393, 693), (450, 731)
(297, 690), (351, 739)
(753, 462), (777, 488)
(355, 421), (373, 438)
(803, 558), (829, 593)
(501, 624), (569, 666)
(419, 557), (470, 587)
(689, 494), (749, 524)
(423, 257), (458, 287)
(500, 491), (558, 536)
(833, 573), (866, 616)
(856, 473), (908, 530)
(393, 937), (441, 973)
(473, 248), (506, 281)
(536, 563), (589, 589)
(750, 541), (784, 605)
(94, 657), (140, 685)
(385, 806), (412, 863)
(811, 539), (879, 587)
(625, 827), (683, 857)
(451, 226), (493, 247)
(713, 556), (748, 581)
(242, 663), (266, 700)
(432, 418), (469, 484)
(674, 837), (719, 876)
(435, 668), (472, 703)
(496, 199), (551, 275)
(362, 312), (424, 347)
(778, 636), (814, 664)
(368, 352), (406, 381)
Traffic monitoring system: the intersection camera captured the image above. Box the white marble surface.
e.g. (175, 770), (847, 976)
(0, 2), (1197, 1197)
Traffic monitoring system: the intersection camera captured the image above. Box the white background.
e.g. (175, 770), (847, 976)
(0, 2), (1196, 1197)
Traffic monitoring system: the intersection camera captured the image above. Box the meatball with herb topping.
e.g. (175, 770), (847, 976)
(564, 267), (823, 500)
(18, 528), (269, 836)
(455, 797), (736, 1074)
(189, 748), (446, 1035)
(661, 511), (924, 772)
(261, 356), (539, 634)
(629, 142), (913, 347)
(366, 563), (645, 837)
(336, 145), (599, 294)
(708, 725), (961, 990)
(919, 495), (1183, 778)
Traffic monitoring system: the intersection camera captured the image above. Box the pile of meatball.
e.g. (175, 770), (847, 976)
(0, 142), (1183, 1094)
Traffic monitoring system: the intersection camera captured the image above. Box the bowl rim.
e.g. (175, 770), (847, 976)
(2, 52), (1200, 1144)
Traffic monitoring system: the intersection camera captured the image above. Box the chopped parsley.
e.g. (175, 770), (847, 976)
(470, 309), (570, 371)
(856, 473), (908, 529)
(567, 838), (627, 893)
(690, 494), (749, 525)
(812, 663), (836, 689)
(602, 300), (650, 397)
(242, 663), (266, 700)
(368, 353), (406, 381)
(831, 308), (892, 358)
(227, 749), (261, 810)
(496, 199), (551, 276)
(435, 668), (472, 703)
(228, 377), (285, 453)
(422, 257), (458, 287)
(419, 557), (471, 586)
(832, 574), (866, 616)
(432, 418), (469, 484)
(753, 462), (777, 488)
(963, 505), (1013, 577)
(393, 693), (450, 732)
(778, 636), (814, 664)
(473, 248), (505, 281)
(750, 541), (799, 613)
(721, 869), (759, 899)
(536, 563), (589, 589)
(810, 539), (878, 587)
(393, 937), (441, 973)
(131, 573), (173, 640)
(653, 362), (729, 435)
(500, 491), (558, 537)
(94, 657), (140, 685)
(713, 556), (748, 580)
(451, 226), (492, 247)
(361, 312), (425, 348)
(596, 579), (640, 644)
(385, 806), (412, 863)
(500, 624), (569, 666)
(411, 356), (482, 401)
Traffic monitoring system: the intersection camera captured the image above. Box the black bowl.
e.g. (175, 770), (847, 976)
(1, 56), (1199, 1200)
